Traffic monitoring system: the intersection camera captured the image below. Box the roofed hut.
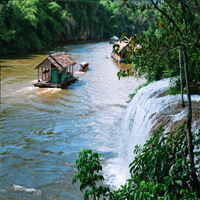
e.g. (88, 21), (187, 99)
(111, 41), (131, 63)
(34, 52), (77, 88)
(111, 36), (141, 63)
(110, 36), (119, 44)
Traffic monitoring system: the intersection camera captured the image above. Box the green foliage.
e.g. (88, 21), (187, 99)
(116, 0), (200, 93)
(109, 124), (200, 199)
(166, 85), (184, 96)
(73, 125), (200, 199)
(0, 0), (64, 54)
(126, 124), (199, 199)
(117, 68), (134, 80)
(165, 78), (185, 96)
(0, 0), (157, 54)
(72, 148), (110, 200)
(194, 129), (200, 173)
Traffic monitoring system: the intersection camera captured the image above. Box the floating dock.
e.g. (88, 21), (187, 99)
(34, 76), (77, 88)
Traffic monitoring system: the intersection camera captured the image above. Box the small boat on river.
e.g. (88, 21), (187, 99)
(79, 62), (89, 72)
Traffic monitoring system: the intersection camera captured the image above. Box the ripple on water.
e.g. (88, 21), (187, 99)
(1, 40), (145, 199)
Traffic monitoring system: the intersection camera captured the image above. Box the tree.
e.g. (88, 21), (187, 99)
(178, 46), (185, 107)
(118, 0), (200, 194)
(73, 125), (200, 199)
(0, 0), (156, 54)
(72, 149), (110, 200)
(0, 0), (65, 54)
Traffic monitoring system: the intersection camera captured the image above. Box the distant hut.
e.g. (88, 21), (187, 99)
(111, 41), (131, 63)
(111, 35), (141, 63)
(110, 36), (119, 44)
(34, 52), (77, 88)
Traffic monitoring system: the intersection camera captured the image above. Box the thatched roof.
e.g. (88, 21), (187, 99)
(35, 52), (76, 72)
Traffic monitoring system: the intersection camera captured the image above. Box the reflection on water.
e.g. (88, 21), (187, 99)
(1, 39), (144, 199)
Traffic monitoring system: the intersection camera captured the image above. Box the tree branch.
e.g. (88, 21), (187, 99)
(149, 0), (183, 36)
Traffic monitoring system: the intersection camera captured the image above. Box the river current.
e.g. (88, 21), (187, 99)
(1, 40), (144, 199)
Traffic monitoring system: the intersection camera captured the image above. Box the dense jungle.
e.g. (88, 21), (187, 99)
(0, 0), (155, 55)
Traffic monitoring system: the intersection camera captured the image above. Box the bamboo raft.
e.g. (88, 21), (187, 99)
(34, 76), (77, 88)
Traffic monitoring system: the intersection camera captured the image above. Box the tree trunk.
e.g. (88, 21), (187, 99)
(178, 47), (185, 107)
(183, 45), (200, 193)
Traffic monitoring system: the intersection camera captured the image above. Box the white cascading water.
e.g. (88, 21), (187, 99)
(104, 78), (200, 190)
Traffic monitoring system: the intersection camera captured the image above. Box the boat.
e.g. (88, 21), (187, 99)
(79, 62), (89, 72)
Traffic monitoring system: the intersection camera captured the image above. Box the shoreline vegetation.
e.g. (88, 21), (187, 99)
(0, 0), (155, 55)
(73, 124), (200, 200)
(115, 0), (200, 196)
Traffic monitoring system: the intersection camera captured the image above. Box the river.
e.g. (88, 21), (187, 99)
(0, 39), (144, 199)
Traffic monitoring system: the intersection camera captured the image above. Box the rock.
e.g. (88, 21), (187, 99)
(151, 102), (200, 135)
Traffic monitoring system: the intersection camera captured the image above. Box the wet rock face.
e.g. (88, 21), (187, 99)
(151, 101), (200, 135)
(123, 78), (200, 143)
(112, 79), (200, 188)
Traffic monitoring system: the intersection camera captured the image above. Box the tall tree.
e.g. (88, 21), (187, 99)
(119, 0), (200, 194)
(178, 47), (185, 107)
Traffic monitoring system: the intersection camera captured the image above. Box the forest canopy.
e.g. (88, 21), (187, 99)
(0, 0), (155, 54)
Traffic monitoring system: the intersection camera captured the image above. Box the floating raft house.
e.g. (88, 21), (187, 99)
(111, 38), (130, 63)
(111, 36), (139, 63)
(34, 52), (77, 88)
(110, 36), (119, 44)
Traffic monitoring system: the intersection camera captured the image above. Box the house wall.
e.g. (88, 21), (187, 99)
(41, 59), (51, 69)
(51, 69), (59, 83)
(61, 70), (66, 82)
(51, 69), (67, 84)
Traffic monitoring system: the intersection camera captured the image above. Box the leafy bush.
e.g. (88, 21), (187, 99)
(73, 124), (200, 199)
(165, 78), (185, 96)
(72, 148), (110, 200)
(123, 124), (199, 199)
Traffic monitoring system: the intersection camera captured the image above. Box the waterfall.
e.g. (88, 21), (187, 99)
(104, 78), (200, 189)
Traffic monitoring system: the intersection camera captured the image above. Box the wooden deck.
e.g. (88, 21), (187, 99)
(34, 77), (77, 88)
